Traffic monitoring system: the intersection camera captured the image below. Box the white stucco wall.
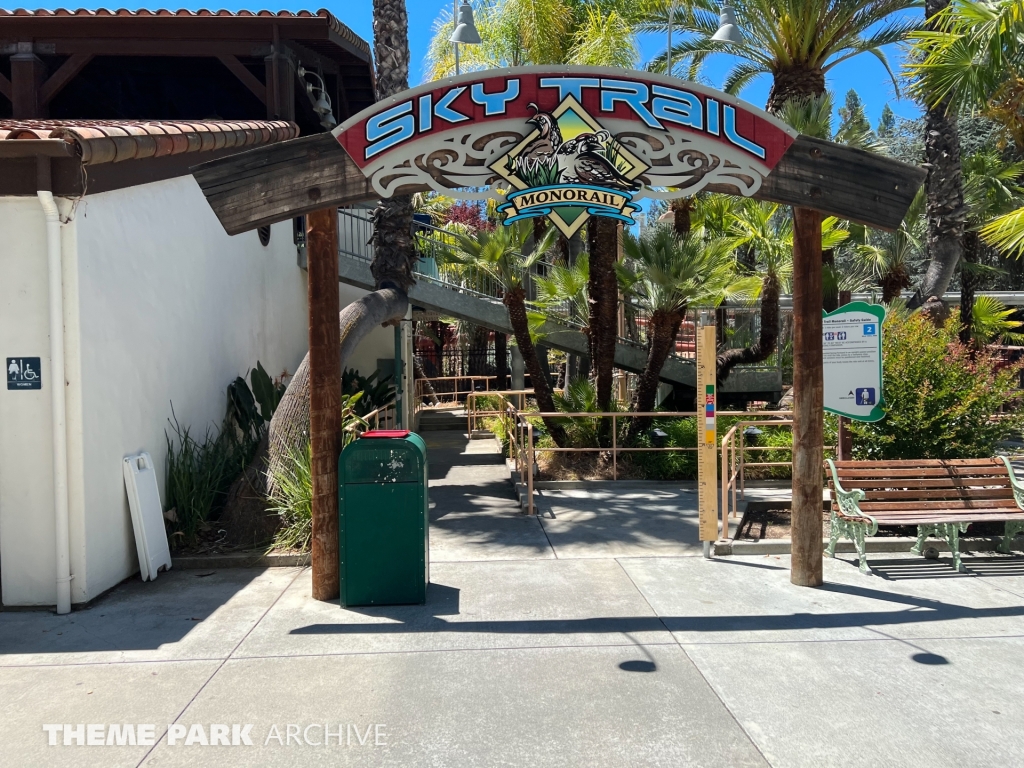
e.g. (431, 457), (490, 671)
(0, 199), (62, 606)
(0, 174), (393, 606)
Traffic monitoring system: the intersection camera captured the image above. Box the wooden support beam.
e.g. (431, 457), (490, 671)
(0, 72), (11, 101)
(11, 51), (47, 118)
(307, 207), (342, 602)
(217, 54), (267, 104)
(790, 206), (825, 588)
(192, 133), (925, 237)
(40, 54), (93, 105)
(192, 133), (383, 235)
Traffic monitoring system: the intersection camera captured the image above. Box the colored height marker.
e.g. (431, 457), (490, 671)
(696, 323), (718, 542)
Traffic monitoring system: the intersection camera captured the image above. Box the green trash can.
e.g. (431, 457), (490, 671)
(338, 429), (428, 607)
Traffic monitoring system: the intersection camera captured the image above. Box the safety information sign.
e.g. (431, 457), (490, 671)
(822, 302), (885, 422)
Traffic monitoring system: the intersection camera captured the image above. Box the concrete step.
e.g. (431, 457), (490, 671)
(418, 410), (468, 431)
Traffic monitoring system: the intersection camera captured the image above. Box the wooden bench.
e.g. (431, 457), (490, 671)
(825, 458), (1024, 573)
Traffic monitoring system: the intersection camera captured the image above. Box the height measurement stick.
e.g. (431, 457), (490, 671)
(696, 323), (718, 542)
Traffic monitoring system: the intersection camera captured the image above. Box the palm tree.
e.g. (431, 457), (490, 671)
(619, 225), (758, 441)
(266, 0), (417, 499)
(855, 188), (926, 303)
(427, 0), (645, 78)
(427, 0), (648, 416)
(443, 221), (569, 445)
(651, 0), (917, 587)
(959, 150), (1024, 341)
(715, 199), (849, 382)
(534, 253), (592, 380)
(649, 0), (916, 111)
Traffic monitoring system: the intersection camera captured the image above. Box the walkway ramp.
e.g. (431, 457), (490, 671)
(338, 215), (781, 399)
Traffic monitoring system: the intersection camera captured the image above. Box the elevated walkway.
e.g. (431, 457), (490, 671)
(337, 213), (781, 400)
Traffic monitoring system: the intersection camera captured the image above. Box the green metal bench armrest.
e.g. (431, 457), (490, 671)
(998, 456), (1024, 510)
(825, 459), (878, 535)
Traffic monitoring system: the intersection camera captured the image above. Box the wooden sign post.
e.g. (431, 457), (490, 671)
(696, 317), (718, 555)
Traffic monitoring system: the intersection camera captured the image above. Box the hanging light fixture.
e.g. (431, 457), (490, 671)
(449, 0), (481, 76)
(711, 5), (745, 44)
(450, 1), (482, 45)
(297, 63), (337, 129)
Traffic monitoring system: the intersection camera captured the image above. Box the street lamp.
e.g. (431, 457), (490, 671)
(449, 0), (481, 76)
(667, 0), (675, 75)
(711, 4), (745, 44)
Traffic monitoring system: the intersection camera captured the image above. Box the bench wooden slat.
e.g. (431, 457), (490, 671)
(836, 477), (1012, 490)
(834, 467), (1009, 479)
(844, 488), (1015, 501)
(831, 458), (1003, 468)
(859, 499), (1020, 511)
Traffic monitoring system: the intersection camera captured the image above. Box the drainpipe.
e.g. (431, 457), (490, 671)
(37, 182), (72, 615)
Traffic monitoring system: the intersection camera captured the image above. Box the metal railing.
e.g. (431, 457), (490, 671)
(360, 403), (398, 431)
(471, 391), (794, 520)
(414, 375), (507, 411)
(720, 418), (793, 539)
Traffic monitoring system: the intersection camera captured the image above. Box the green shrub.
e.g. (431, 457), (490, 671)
(164, 410), (245, 547)
(268, 443), (313, 552)
(267, 393), (367, 552)
(848, 311), (1024, 460)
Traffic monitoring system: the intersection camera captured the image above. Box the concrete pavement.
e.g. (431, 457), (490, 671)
(2, 431), (1023, 766)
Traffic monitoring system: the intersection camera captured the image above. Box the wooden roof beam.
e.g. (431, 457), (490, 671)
(39, 53), (92, 104)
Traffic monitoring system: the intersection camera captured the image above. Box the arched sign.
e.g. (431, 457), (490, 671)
(334, 66), (797, 238)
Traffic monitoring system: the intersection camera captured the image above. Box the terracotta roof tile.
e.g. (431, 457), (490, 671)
(0, 119), (299, 164)
(0, 8), (370, 56)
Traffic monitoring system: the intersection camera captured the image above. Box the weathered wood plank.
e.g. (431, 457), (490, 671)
(856, 489), (1015, 501)
(710, 135), (925, 231)
(860, 499), (1019, 511)
(832, 458), (1003, 468)
(192, 132), (926, 235)
(837, 478), (1010, 489)
(835, 467), (1009, 478)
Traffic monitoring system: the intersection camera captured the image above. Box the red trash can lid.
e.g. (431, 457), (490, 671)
(360, 429), (411, 439)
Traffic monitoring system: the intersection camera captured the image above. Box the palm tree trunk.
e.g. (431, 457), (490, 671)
(504, 287), (568, 446)
(716, 273), (780, 383)
(267, 288), (410, 497)
(959, 231), (979, 345)
(494, 332), (508, 390)
(914, 0), (967, 307)
(626, 309), (685, 443)
(671, 198), (693, 235)
(587, 217), (620, 411)
(881, 266), (911, 304)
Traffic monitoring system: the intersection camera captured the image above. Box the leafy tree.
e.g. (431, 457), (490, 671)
(877, 103), (897, 138)
(848, 309), (1024, 459)
(838, 89), (875, 145)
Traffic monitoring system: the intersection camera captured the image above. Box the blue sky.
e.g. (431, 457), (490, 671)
(29, 2), (924, 127)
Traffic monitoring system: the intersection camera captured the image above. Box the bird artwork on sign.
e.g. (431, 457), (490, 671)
(519, 104), (563, 163)
(555, 132), (640, 192)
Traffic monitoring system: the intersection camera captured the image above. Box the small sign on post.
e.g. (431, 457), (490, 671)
(823, 302), (885, 422)
(7, 357), (41, 390)
(696, 322), (718, 545)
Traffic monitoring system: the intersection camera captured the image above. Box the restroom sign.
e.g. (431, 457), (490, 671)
(7, 357), (42, 390)
(822, 303), (885, 421)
